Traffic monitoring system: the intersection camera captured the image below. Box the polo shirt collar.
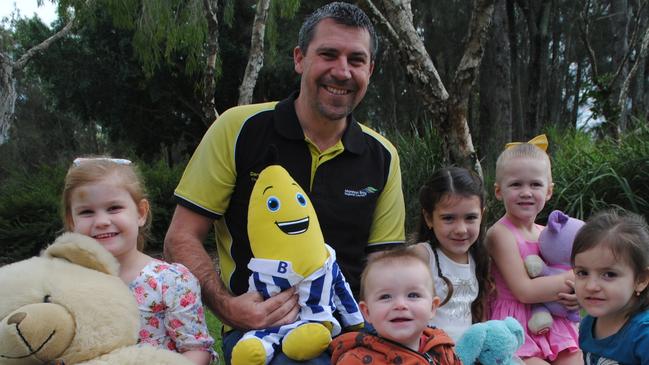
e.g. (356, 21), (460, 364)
(274, 91), (366, 155)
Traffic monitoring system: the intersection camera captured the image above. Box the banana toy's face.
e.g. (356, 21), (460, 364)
(248, 165), (325, 260)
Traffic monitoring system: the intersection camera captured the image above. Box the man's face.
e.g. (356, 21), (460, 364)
(294, 18), (374, 123)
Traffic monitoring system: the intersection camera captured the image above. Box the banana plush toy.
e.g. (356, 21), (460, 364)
(231, 165), (363, 365)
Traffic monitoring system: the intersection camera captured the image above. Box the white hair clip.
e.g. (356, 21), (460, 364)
(73, 157), (132, 166)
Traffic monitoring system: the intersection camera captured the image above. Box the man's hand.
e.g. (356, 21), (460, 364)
(222, 287), (300, 330)
(166, 205), (301, 330)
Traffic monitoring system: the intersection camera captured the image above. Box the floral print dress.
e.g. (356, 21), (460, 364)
(128, 259), (216, 359)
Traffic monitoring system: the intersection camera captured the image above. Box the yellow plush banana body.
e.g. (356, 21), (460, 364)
(247, 165), (328, 277)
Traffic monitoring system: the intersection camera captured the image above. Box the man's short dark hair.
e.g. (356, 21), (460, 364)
(298, 2), (378, 61)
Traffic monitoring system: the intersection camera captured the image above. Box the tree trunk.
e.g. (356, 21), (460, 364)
(618, 21), (649, 126)
(0, 55), (17, 144)
(363, 0), (494, 175)
(507, 0), (524, 139)
(609, 0), (630, 132)
(556, 25), (574, 128)
(517, 0), (552, 135)
(363, 0), (449, 108)
(238, 0), (272, 105)
(201, 0), (220, 125)
(571, 59), (582, 128)
(547, 6), (562, 127)
(479, 0), (512, 167)
(444, 0), (495, 174)
(632, 47), (646, 121)
(0, 19), (74, 144)
(641, 58), (649, 123)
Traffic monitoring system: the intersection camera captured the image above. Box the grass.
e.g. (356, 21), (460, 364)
(205, 309), (225, 364)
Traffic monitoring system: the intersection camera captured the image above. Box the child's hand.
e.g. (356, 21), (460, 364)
(552, 271), (576, 296)
(557, 279), (579, 310)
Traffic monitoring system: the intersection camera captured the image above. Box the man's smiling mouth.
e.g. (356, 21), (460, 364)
(324, 86), (350, 95)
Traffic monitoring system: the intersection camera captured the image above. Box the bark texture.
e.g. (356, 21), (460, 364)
(479, 0), (512, 164)
(238, 0), (272, 105)
(0, 19), (74, 144)
(202, 0), (221, 124)
(363, 0), (495, 175)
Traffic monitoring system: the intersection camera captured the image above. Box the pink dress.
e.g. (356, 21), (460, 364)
(489, 217), (579, 361)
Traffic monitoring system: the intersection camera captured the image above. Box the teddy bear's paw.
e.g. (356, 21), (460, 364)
(282, 323), (331, 361)
(523, 255), (545, 277)
(232, 338), (267, 365)
(528, 311), (553, 336)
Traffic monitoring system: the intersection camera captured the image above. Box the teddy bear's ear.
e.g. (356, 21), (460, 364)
(546, 210), (569, 233)
(43, 233), (120, 276)
(503, 317), (525, 348)
(456, 322), (487, 365)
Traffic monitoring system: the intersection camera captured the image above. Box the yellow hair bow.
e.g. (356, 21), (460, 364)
(504, 134), (548, 152)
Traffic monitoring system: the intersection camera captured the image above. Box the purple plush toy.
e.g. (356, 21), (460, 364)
(524, 210), (584, 335)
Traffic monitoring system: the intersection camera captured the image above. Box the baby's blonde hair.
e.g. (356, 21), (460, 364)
(61, 157), (152, 251)
(360, 247), (435, 300)
(495, 143), (552, 184)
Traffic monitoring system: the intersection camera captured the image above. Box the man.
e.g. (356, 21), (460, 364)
(164, 3), (405, 364)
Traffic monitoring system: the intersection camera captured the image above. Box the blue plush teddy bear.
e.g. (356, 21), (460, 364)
(455, 317), (525, 365)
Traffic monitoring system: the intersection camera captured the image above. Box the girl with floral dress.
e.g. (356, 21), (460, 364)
(62, 157), (216, 365)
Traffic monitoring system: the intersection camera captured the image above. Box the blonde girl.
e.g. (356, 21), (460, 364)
(571, 210), (649, 364)
(487, 140), (582, 365)
(62, 157), (215, 365)
(410, 166), (492, 341)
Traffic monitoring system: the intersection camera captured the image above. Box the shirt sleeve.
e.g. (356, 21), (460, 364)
(161, 263), (216, 354)
(366, 142), (405, 251)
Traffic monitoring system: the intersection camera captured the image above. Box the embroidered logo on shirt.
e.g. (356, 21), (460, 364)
(344, 186), (378, 198)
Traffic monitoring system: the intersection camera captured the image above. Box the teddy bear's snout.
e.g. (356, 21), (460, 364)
(7, 311), (26, 325)
(0, 303), (76, 362)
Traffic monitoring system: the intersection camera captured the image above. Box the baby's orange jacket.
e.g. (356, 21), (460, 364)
(330, 327), (462, 365)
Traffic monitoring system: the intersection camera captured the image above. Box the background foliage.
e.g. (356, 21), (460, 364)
(2, 126), (648, 264)
(1, 0), (649, 262)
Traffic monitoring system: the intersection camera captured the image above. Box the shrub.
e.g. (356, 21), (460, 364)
(393, 125), (649, 232)
(1, 126), (647, 264)
(139, 159), (188, 251)
(548, 125), (649, 221)
(389, 125), (444, 235)
(0, 165), (66, 265)
(0, 159), (190, 264)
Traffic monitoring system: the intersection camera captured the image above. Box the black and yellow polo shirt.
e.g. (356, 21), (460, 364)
(175, 92), (405, 297)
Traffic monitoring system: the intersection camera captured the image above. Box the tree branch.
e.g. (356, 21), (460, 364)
(618, 21), (649, 114)
(579, 0), (600, 81)
(362, 0), (401, 46)
(15, 18), (75, 71)
(608, 0), (647, 86)
(238, 0), (271, 105)
(201, 0), (220, 123)
(450, 0), (496, 108)
(364, 0), (449, 103)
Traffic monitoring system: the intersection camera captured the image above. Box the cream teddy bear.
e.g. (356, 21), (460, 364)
(0, 233), (194, 365)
